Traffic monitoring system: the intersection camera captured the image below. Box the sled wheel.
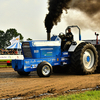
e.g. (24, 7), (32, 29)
(37, 61), (52, 77)
(17, 71), (30, 76)
(71, 43), (98, 74)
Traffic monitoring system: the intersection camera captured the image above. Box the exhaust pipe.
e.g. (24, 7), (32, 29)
(47, 33), (51, 41)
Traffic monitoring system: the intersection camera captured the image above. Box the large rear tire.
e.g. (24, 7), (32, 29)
(37, 61), (52, 77)
(70, 43), (98, 74)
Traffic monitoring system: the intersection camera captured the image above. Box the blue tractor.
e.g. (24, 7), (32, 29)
(12, 26), (98, 77)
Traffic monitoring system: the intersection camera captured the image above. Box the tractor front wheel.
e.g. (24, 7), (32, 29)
(37, 61), (52, 77)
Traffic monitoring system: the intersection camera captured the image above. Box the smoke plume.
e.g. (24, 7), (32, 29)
(45, 0), (100, 33)
(44, 0), (71, 33)
(70, 0), (100, 16)
(68, 0), (100, 31)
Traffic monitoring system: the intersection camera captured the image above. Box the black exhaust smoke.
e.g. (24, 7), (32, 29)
(66, 0), (100, 31)
(45, 0), (71, 40)
(45, 0), (100, 40)
(70, 0), (100, 16)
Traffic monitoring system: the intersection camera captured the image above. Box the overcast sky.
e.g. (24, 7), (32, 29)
(0, 0), (98, 41)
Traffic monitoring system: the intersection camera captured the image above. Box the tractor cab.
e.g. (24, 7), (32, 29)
(58, 32), (72, 51)
(57, 25), (81, 51)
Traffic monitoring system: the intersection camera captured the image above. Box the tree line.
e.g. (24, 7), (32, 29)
(0, 28), (33, 49)
(0, 28), (24, 49)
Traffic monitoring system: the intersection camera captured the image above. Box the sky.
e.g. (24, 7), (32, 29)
(0, 0), (98, 41)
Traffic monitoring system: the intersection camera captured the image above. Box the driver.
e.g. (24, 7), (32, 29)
(63, 27), (74, 50)
(66, 27), (73, 42)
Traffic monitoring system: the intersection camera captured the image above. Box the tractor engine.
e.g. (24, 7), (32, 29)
(22, 41), (61, 59)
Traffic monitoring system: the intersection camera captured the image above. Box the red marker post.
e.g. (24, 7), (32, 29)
(95, 32), (99, 44)
(7, 60), (11, 66)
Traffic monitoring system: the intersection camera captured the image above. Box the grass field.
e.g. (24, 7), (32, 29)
(41, 90), (100, 100)
(0, 60), (12, 62)
(0, 60), (12, 68)
(0, 65), (12, 68)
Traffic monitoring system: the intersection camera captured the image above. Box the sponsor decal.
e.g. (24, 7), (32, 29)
(0, 55), (23, 59)
(0, 56), (7, 58)
(25, 61), (29, 64)
(48, 59), (51, 62)
(42, 51), (53, 56)
(31, 64), (37, 68)
(52, 59), (56, 61)
(34, 50), (39, 53)
(45, 53), (52, 56)
(30, 60), (36, 63)
(61, 58), (68, 61)
(41, 48), (53, 50)
(24, 66), (30, 69)
(63, 52), (68, 55)
(54, 63), (59, 65)
(47, 52), (52, 53)
(63, 62), (67, 65)
(8, 56), (11, 58)
(37, 60), (42, 62)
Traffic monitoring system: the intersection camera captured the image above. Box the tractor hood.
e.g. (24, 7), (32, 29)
(22, 40), (61, 59)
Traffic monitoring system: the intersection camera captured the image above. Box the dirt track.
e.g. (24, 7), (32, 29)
(0, 68), (100, 99)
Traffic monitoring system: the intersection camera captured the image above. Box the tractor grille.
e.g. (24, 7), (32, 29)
(22, 42), (32, 58)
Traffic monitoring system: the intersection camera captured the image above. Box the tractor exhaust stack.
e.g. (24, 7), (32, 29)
(47, 33), (51, 41)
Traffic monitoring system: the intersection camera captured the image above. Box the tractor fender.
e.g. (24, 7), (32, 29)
(68, 41), (85, 52)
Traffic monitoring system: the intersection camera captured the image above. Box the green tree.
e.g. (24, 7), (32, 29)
(4, 28), (24, 48)
(0, 28), (24, 49)
(0, 30), (5, 48)
(27, 38), (32, 41)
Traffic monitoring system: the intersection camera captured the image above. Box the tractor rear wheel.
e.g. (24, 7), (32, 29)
(17, 71), (30, 76)
(70, 43), (98, 74)
(37, 61), (52, 77)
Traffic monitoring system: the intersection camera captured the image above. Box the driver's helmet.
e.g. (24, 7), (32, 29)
(59, 32), (65, 38)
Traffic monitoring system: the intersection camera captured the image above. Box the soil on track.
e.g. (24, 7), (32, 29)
(0, 68), (100, 99)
